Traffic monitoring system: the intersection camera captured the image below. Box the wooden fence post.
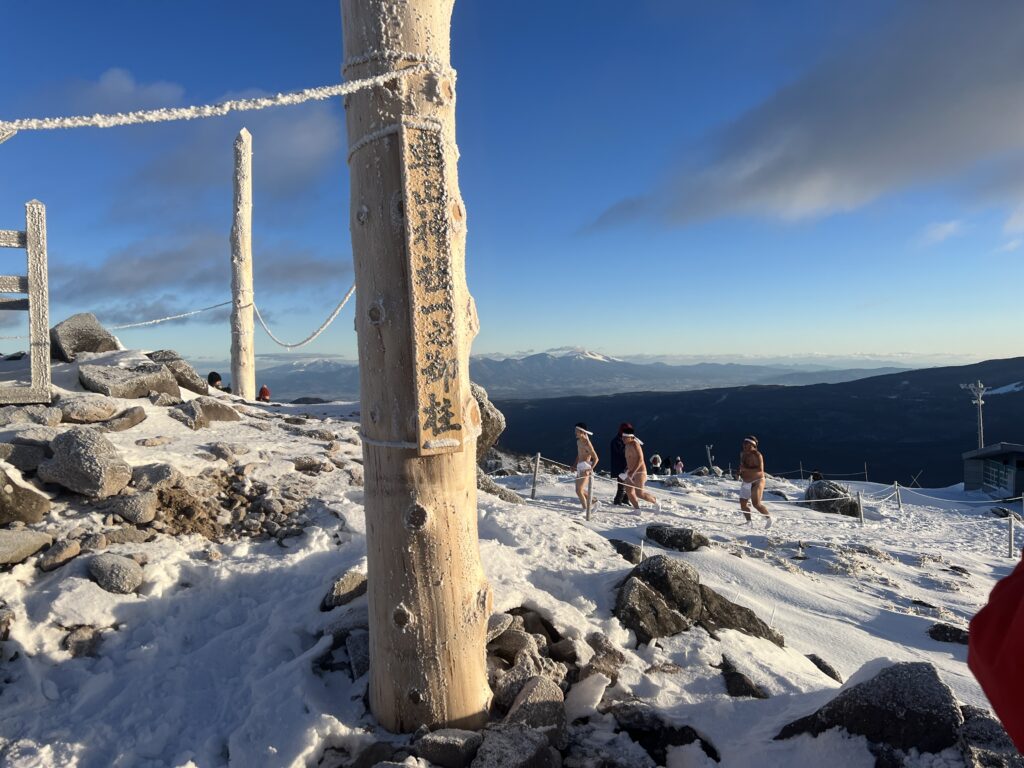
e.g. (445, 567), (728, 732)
(857, 491), (864, 527)
(531, 452), (541, 499)
(585, 470), (594, 520)
(895, 481), (903, 512)
(799, 461), (804, 481)
(341, 0), (490, 732)
(230, 128), (256, 401)
(864, 461), (869, 482)
(1010, 512), (1016, 559)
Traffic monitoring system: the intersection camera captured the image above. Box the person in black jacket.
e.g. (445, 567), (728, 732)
(609, 422), (632, 505)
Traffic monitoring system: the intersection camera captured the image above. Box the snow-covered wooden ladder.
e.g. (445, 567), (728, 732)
(0, 201), (50, 404)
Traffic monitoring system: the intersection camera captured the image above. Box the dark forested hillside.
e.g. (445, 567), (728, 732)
(495, 357), (1024, 487)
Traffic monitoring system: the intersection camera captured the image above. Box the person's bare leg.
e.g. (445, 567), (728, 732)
(739, 497), (752, 523)
(635, 477), (658, 505)
(751, 481), (770, 516)
(626, 484), (640, 509)
(751, 481), (771, 527)
(575, 477), (588, 510)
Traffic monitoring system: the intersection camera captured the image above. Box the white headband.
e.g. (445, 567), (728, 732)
(576, 428), (593, 436)
(625, 435), (644, 446)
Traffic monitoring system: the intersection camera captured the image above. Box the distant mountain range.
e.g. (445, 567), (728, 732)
(493, 357), (1024, 488)
(223, 350), (909, 402)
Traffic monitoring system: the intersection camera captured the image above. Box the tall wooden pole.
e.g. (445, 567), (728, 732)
(341, 0), (490, 732)
(231, 128), (256, 401)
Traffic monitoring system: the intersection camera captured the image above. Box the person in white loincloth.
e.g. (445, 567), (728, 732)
(573, 423), (599, 511)
(739, 435), (772, 528)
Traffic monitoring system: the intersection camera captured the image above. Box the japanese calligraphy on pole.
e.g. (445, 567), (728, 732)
(400, 123), (464, 456)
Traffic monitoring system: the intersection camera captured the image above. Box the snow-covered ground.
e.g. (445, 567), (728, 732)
(0, 361), (1019, 768)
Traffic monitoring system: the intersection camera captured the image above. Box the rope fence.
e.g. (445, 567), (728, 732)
(0, 66), (429, 138)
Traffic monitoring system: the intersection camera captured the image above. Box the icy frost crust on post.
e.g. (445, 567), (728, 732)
(341, 0), (491, 732)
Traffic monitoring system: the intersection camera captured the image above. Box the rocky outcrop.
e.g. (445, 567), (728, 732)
(775, 662), (962, 753)
(0, 443), (47, 473)
(804, 479), (859, 517)
(720, 655), (769, 699)
(478, 470), (524, 504)
(0, 464), (51, 525)
(806, 653), (844, 683)
(470, 725), (558, 768)
(79, 362), (180, 400)
(37, 427), (132, 498)
(609, 538), (644, 565)
(146, 350), (209, 395)
(615, 554), (784, 647)
(471, 382), (506, 462)
(50, 313), (120, 362)
(505, 675), (567, 749)
(105, 492), (159, 524)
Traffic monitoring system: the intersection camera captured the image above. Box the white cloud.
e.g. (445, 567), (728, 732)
(920, 220), (963, 246)
(595, 0), (1024, 228)
(1004, 204), (1024, 234)
(70, 68), (185, 113)
(996, 238), (1022, 253)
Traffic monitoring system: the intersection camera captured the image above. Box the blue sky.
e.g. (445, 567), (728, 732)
(1, 0), (1022, 366)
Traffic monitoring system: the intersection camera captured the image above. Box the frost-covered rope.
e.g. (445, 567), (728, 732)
(107, 300), (232, 330)
(253, 284), (355, 349)
(0, 65), (428, 137)
(898, 488), (1023, 505)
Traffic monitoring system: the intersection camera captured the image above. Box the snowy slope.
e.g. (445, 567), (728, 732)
(0, 359), (1020, 767)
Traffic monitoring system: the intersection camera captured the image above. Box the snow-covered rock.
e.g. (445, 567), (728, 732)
(145, 350), (209, 395)
(88, 553), (143, 594)
(79, 362), (180, 399)
(50, 313), (119, 362)
(0, 464), (51, 524)
(57, 393), (119, 424)
(168, 397), (240, 430)
(0, 529), (51, 565)
(37, 426), (132, 498)
(804, 478), (859, 517)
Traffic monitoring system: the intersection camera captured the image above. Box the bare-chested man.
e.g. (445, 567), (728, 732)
(622, 428), (659, 510)
(739, 436), (772, 528)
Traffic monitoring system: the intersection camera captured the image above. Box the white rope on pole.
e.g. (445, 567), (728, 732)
(253, 283), (355, 350)
(107, 300), (233, 330)
(0, 66), (429, 137)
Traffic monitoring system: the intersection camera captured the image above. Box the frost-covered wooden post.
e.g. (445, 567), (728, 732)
(230, 128), (256, 401)
(0, 201), (50, 404)
(1009, 512), (1016, 559)
(894, 481), (903, 512)
(856, 491), (864, 527)
(585, 471), (594, 520)
(341, 0), (491, 732)
(531, 452), (541, 499)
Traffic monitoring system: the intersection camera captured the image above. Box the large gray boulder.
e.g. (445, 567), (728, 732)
(0, 529), (52, 566)
(614, 576), (689, 645)
(168, 397), (240, 430)
(37, 427), (132, 498)
(804, 479), (860, 517)
(79, 362), (180, 400)
(0, 464), (51, 525)
(775, 662), (963, 753)
(471, 382), (506, 462)
(958, 704), (1024, 768)
(50, 313), (120, 362)
(58, 394), (119, 424)
(105, 491), (158, 524)
(146, 350), (209, 395)
(89, 553), (143, 594)
(629, 554), (703, 622)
